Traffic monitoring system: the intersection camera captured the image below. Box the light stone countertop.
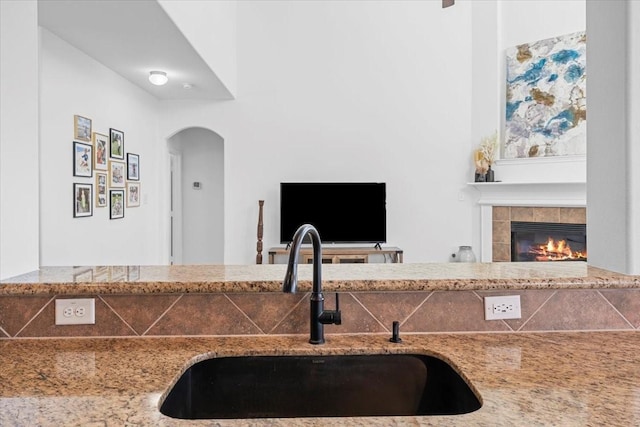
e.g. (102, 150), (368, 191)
(1, 331), (640, 426)
(1, 262), (638, 295)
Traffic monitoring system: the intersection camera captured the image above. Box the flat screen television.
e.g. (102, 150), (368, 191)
(280, 182), (386, 244)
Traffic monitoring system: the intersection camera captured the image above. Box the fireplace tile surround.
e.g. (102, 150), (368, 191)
(470, 181), (587, 262)
(492, 206), (587, 262)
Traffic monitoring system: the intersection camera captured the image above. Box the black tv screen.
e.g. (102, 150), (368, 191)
(280, 182), (386, 244)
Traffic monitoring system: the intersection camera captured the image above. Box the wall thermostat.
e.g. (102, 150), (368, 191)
(193, 182), (202, 189)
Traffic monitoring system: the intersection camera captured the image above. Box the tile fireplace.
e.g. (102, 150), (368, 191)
(511, 221), (586, 262)
(493, 206), (586, 262)
(470, 181), (587, 262)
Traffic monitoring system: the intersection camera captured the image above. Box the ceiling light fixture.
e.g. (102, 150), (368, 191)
(149, 71), (168, 86)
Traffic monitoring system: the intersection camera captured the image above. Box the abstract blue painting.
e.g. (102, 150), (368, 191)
(504, 31), (586, 159)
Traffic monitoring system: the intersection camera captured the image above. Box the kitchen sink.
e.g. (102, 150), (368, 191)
(159, 353), (481, 419)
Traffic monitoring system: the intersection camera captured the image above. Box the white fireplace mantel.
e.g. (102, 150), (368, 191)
(468, 181), (587, 261)
(468, 181), (586, 207)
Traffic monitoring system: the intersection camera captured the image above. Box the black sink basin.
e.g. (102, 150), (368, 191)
(160, 353), (481, 419)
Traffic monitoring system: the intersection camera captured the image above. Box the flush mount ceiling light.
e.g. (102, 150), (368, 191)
(148, 71), (168, 86)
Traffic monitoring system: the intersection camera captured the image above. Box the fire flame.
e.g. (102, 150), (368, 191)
(530, 237), (586, 261)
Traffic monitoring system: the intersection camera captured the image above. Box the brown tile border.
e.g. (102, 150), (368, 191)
(1, 287), (637, 339)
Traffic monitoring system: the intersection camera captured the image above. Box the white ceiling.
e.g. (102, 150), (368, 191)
(38, 0), (234, 101)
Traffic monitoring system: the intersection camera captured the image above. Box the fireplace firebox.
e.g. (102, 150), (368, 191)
(511, 221), (587, 262)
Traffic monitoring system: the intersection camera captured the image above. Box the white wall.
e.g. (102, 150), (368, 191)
(159, 0), (237, 97)
(490, 0), (586, 183)
(160, 0), (475, 264)
(38, 29), (164, 266)
(586, 0), (639, 274)
(0, 0), (40, 280)
(2, 0), (614, 274)
(168, 128), (224, 264)
(630, 1), (640, 274)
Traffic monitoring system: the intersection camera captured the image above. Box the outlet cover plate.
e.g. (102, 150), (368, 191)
(484, 295), (521, 320)
(55, 298), (96, 325)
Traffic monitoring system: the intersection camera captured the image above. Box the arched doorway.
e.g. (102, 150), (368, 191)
(167, 127), (224, 264)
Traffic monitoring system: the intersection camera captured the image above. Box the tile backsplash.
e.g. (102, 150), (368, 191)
(1, 288), (638, 338)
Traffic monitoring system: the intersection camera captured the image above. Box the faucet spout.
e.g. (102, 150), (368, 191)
(282, 224), (341, 344)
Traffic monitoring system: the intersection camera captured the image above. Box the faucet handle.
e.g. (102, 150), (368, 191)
(319, 293), (342, 325)
(334, 293), (342, 325)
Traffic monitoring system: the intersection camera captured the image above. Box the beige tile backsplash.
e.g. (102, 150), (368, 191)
(2, 287), (638, 338)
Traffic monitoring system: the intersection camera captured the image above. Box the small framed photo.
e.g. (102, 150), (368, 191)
(126, 182), (141, 207)
(127, 153), (140, 180)
(96, 172), (107, 207)
(110, 189), (125, 219)
(110, 266), (127, 281)
(109, 128), (124, 159)
(74, 115), (92, 142)
(109, 160), (126, 187)
(94, 266), (110, 282)
(93, 132), (108, 171)
(73, 141), (93, 177)
(73, 183), (93, 218)
(127, 265), (140, 281)
(73, 268), (93, 282)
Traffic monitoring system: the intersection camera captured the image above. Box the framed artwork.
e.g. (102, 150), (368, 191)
(94, 266), (110, 282)
(110, 266), (127, 281)
(93, 132), (108, 171)
(126, 182), (141, 207)
(74, 115), (92, 142)
(109, 160), (126, 187)
(127, 153), (140, 180)
(504, 31), (586, 158)
(73, 268), (93, 282)
(127, 265), (140, 281)
(96, 172), (107, 207)
(73, 141), (93, 177)
(110, 189), (125, 219)
(109, 128), (124, 159)
(73, 183), (93, 218)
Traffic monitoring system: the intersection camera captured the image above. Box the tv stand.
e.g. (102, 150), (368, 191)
(268, 246), (403, 264)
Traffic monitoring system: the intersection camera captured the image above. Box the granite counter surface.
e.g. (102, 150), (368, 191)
(2, 262), (638, 295)
(2, 331), (639, 426)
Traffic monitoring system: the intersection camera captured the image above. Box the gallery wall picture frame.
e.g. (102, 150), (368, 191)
(73, 268), (93, 282)
(96, 172), (108, 207)
(126, 182), (141, 207)
(127, 265), (140, 281)
(127, 153), (140, 181)
(110, 189), (125, 219)
(74, 115), (92, 142)
(73, 183), (93, 218)
(108, 160), (126, 187)
(93, 132), (109, 171)
(109, 128), (125, 160)
(94, 266), (110, 282)
(73, 141), (93, 178)
(110, 266), (127, 281)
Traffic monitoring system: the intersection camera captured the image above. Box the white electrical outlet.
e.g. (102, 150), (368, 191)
(484, 295), (521, 320)
(55, 298), (95, 325)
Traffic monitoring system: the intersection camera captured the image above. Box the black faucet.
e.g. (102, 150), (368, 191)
(282, 224), (341, 344)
